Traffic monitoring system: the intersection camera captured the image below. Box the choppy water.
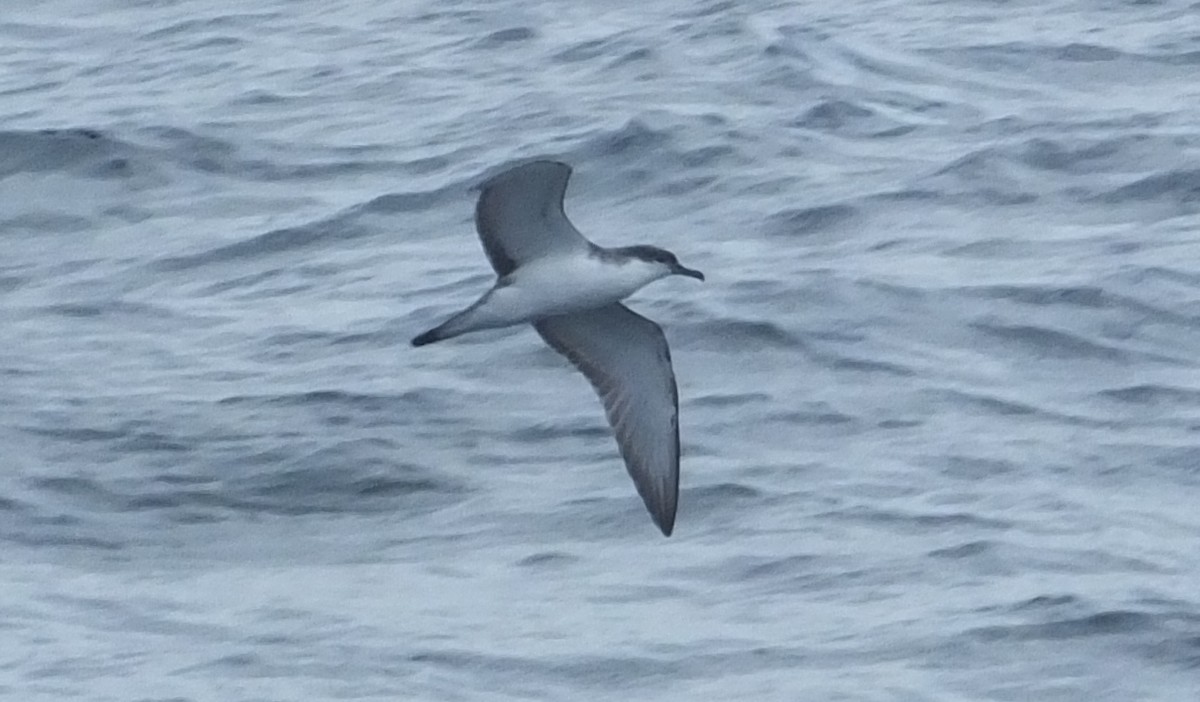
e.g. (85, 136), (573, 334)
(3, 1), (1200, 699)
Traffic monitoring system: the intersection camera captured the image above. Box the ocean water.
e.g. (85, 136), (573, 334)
(2, 0), (1200, 699)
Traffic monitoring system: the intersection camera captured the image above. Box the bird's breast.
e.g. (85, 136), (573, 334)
(502, 255), (661, 319)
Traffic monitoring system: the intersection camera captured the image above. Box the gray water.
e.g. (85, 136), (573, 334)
(3, 1), (1200, 699)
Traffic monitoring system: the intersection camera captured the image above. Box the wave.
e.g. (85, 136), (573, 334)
(1099, 384), (1200, 406)
(674, 317), (801, 350)
(969, 610), (1155, 642)
(969, 321), (1133, 362)
(1099, 168), (1200, 205)
(0, 128), (147, 181)
(765, 203), (857, 237)
(153, 185), (458, 271)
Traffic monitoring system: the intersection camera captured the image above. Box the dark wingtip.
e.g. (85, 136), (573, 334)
(411, 328), (441, 347)
(653, 510), (676, 537)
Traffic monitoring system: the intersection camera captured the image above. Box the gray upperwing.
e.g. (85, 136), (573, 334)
(534, 304), (680, 536)
(473, 160), (592, 276)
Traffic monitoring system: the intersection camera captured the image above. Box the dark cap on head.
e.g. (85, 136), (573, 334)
(618, 245), (705, 281)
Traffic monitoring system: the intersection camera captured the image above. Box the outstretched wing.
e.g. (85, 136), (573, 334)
(535, 304), (681, 536)
(474, 160), (591, 276)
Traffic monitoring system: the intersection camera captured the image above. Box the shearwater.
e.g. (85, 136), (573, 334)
(412, 160), (704, 536)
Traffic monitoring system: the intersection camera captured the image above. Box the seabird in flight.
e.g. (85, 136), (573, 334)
(412, 160), (704, 536)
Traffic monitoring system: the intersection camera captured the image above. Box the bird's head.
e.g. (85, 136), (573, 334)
(622, 245), (705, 282)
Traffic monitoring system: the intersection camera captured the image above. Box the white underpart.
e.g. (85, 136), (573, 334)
(442, 254), (669, 336)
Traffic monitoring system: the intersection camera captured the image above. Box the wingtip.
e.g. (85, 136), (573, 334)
(652, 508), (676, 537)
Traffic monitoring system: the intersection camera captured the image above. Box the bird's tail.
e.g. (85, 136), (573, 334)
(411, 323), (450, 347)
(411, 289), (498, 347)
(411, 306), (478, 346)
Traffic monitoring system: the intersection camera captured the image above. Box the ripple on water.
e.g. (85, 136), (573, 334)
(969, 610), (1155, 642)
(0, 127), (113, 177)
(474, 26), (538, 50)
(968, 321), (1131, 362)
(1098, 384), (1200, 406)
(765, 203), (857, 237)
(153, 214), (372, 271)
(1098, 167), (1200, 205)
(675, 318), (801, 350)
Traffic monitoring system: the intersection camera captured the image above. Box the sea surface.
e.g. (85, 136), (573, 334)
(3, 0), (1200, 699)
